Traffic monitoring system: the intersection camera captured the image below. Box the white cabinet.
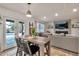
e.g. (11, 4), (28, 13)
(52, 35), (78, 53)
(61, 37), (77, 52)
(77, 39), (79, 55)
(53, 35), (62, 47)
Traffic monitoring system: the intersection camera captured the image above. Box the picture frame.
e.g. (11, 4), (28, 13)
(72, 22), (79, 28)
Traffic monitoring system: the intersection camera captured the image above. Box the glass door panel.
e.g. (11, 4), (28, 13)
(6, 20), (16, 49)
(19, 22), (25, 36)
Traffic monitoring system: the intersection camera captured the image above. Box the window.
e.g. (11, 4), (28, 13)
(37, 22), (45, 33)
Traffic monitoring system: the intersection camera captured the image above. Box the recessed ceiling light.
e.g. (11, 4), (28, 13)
(55, 13), (58, 16)
(73, 9), (77, 12)
(43, 16), (46, 19)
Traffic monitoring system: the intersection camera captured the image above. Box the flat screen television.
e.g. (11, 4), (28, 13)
(54, 21), (68, 29)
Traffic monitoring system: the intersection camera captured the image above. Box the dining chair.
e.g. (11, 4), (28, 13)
(15, 36), (24, 56)
(15, 35), (40, 56)
(22, 40), (40, 56)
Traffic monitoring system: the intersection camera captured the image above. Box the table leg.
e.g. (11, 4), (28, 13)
(48, 41), (51, 56)
(39, 44), (44, 56)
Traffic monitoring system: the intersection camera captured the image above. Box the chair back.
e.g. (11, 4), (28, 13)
(15, 35), (32, 55)
(22, 41), (32, 55)
(15, 36), (25, 48)
(15, 37), (21, 47)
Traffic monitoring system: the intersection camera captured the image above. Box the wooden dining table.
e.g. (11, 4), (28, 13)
(23, 36), (51, 56)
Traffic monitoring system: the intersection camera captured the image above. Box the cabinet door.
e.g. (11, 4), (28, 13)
(52, 36), (62, 47)
(61, 37), (77, 52)
(52, 36), (78, 53)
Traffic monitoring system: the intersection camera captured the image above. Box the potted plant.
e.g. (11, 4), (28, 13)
(31, 27), (36, 38)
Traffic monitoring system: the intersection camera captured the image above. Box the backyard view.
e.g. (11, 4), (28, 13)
(6, 20), (16, 48)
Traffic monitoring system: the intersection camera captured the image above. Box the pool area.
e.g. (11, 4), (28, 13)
(6, 33), (16, 48)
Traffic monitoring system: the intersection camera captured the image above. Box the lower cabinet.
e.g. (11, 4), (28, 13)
(52, 35), (78, 53)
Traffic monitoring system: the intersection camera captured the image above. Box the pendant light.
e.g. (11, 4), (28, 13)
(26, 3), (32, 17)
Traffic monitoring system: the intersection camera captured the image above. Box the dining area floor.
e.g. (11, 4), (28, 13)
(0, 46), (78, 56)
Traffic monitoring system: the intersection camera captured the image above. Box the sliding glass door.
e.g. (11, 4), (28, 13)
(5, 20), (25, 49)
(6, 20), (16, 49)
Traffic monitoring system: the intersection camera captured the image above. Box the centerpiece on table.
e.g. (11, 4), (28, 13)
(31, 27), (37, 38)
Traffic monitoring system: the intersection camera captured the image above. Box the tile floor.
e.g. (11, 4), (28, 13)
(0, 47), (78, 56)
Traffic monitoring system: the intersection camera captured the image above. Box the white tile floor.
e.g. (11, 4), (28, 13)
(0, 47), (78, 56)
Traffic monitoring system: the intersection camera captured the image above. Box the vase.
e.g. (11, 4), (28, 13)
(32, 35), (36, 39)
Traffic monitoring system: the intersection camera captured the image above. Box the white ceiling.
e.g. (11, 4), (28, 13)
(0, 3), (79, 22)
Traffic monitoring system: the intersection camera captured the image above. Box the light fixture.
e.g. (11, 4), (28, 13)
(43, 16), (46, 19)
(26, 3), (32, 17)
(26, 10), (32, 17)
(55, 13), (58, 16)
(73, 8), (77, 12)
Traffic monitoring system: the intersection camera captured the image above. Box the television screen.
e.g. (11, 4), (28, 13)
(54, 21), (68, 29)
